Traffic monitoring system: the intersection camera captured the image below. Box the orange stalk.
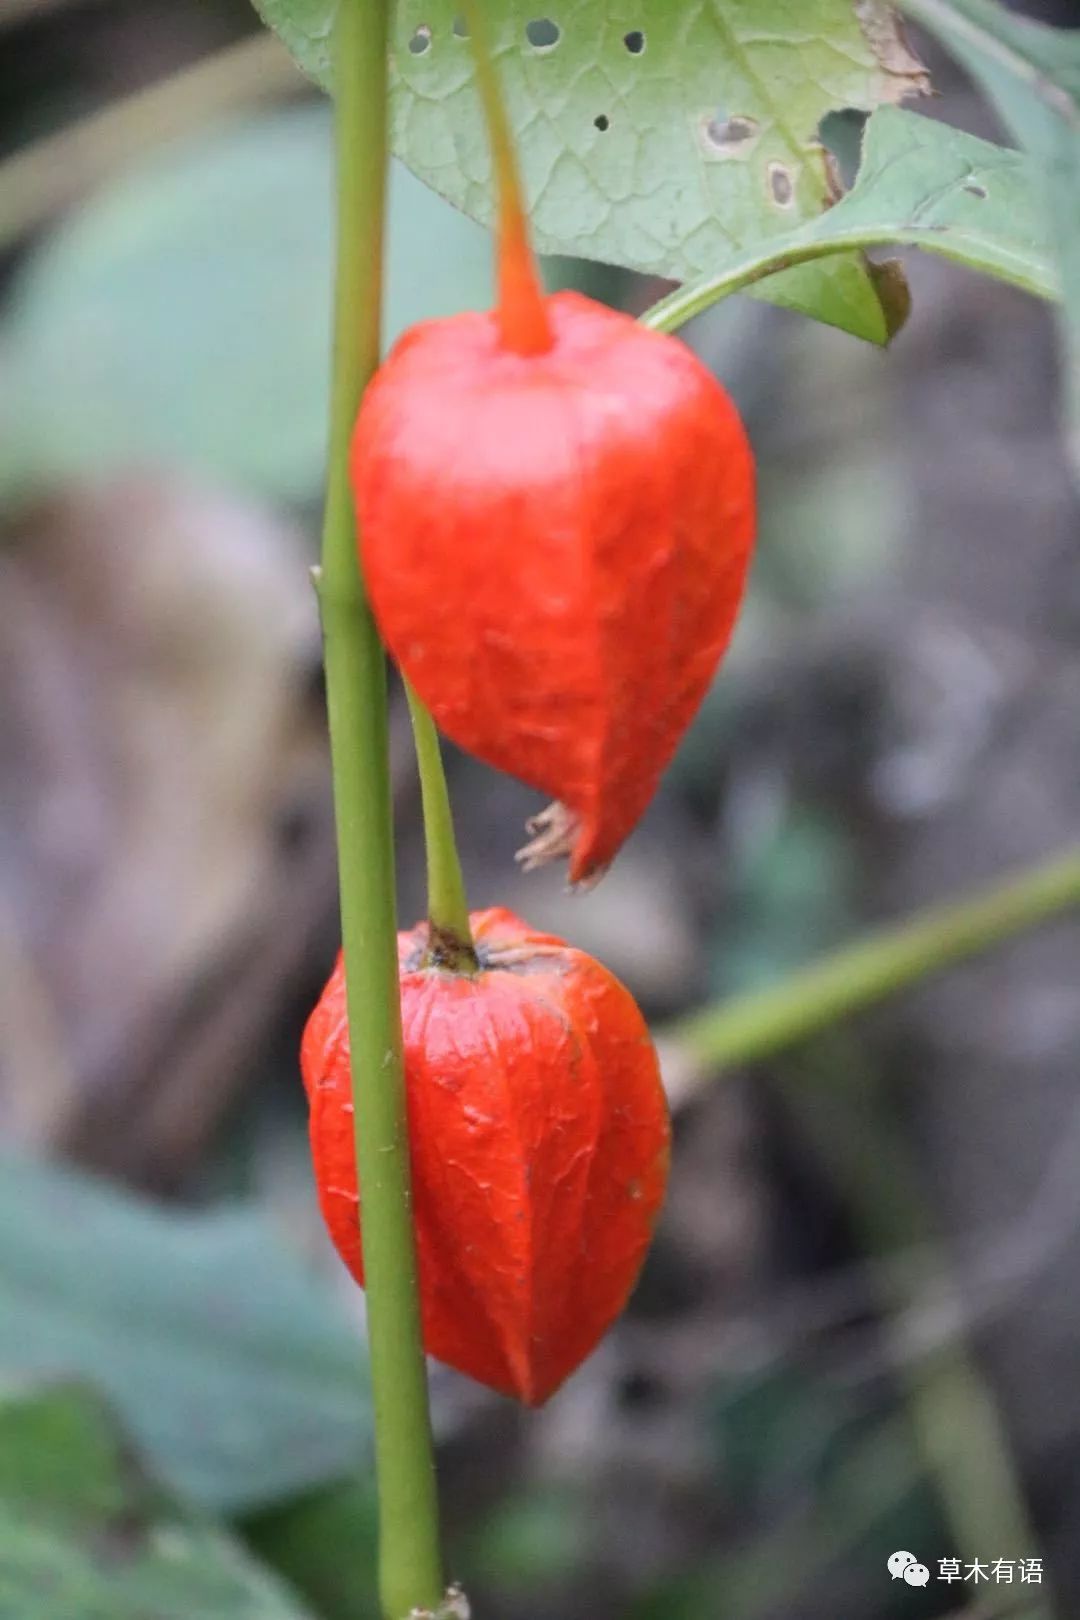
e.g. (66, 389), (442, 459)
(461, 0), (553, 354)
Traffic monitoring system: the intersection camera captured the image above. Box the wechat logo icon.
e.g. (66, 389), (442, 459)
(888, 1551), (930, 1586)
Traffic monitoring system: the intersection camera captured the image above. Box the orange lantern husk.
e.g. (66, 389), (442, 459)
(301, 908), (670, 1405)
(350, 14), (756, 882)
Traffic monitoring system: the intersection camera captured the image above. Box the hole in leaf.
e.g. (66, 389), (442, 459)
(408, 23), (432, 54)
(525, 17), (561, 49)
(964, 180), (988, 199)
(452, 14), (469, 38)
(818, 109), (867, 190)
(623, 29), (645, 53)
(768, 161), (795, 207)
(594, 114), (610, 131)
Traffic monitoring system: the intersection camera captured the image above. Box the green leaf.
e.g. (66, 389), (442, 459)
(0, 1155), (371, 1516)
(644, 108), (1058, 333)
(0, 1386), (315, 1618)
(457, 1486), (591, 1593)
(899, 0), (1080, 474)
(252, 0), (931, 343)
(241, 1480), (379, 1620)
(1, 105), (492, 502)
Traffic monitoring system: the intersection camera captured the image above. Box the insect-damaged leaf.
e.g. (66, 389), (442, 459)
(251, 0), (930, 342)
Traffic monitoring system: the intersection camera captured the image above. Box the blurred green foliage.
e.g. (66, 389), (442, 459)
(901, 0), (1080, 480)
(2, 1), (1078, 1613)
(0, 1155), (372, 1515)
(242, 1481), (380, 1620)
(0, 1385), (315, 1617)
(0, 108), (492, 502)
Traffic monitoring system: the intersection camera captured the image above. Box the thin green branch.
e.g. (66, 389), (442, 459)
(780, 1041), (1051, 1611)
(641, 217), (1055, 337)
(404, 683), (477, 973)
(317, 2), (443, 1615)
(665, 846), (1080, 1076)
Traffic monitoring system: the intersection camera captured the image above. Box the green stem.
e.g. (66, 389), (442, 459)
(318, 3), (443, 1615)
(667, 846), (1080, 1074)
(404, 682), (478, 973)
(639, 218), (1055, 338)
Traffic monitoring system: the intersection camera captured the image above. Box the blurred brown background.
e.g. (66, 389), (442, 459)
(2, 3), (1080, 1617)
